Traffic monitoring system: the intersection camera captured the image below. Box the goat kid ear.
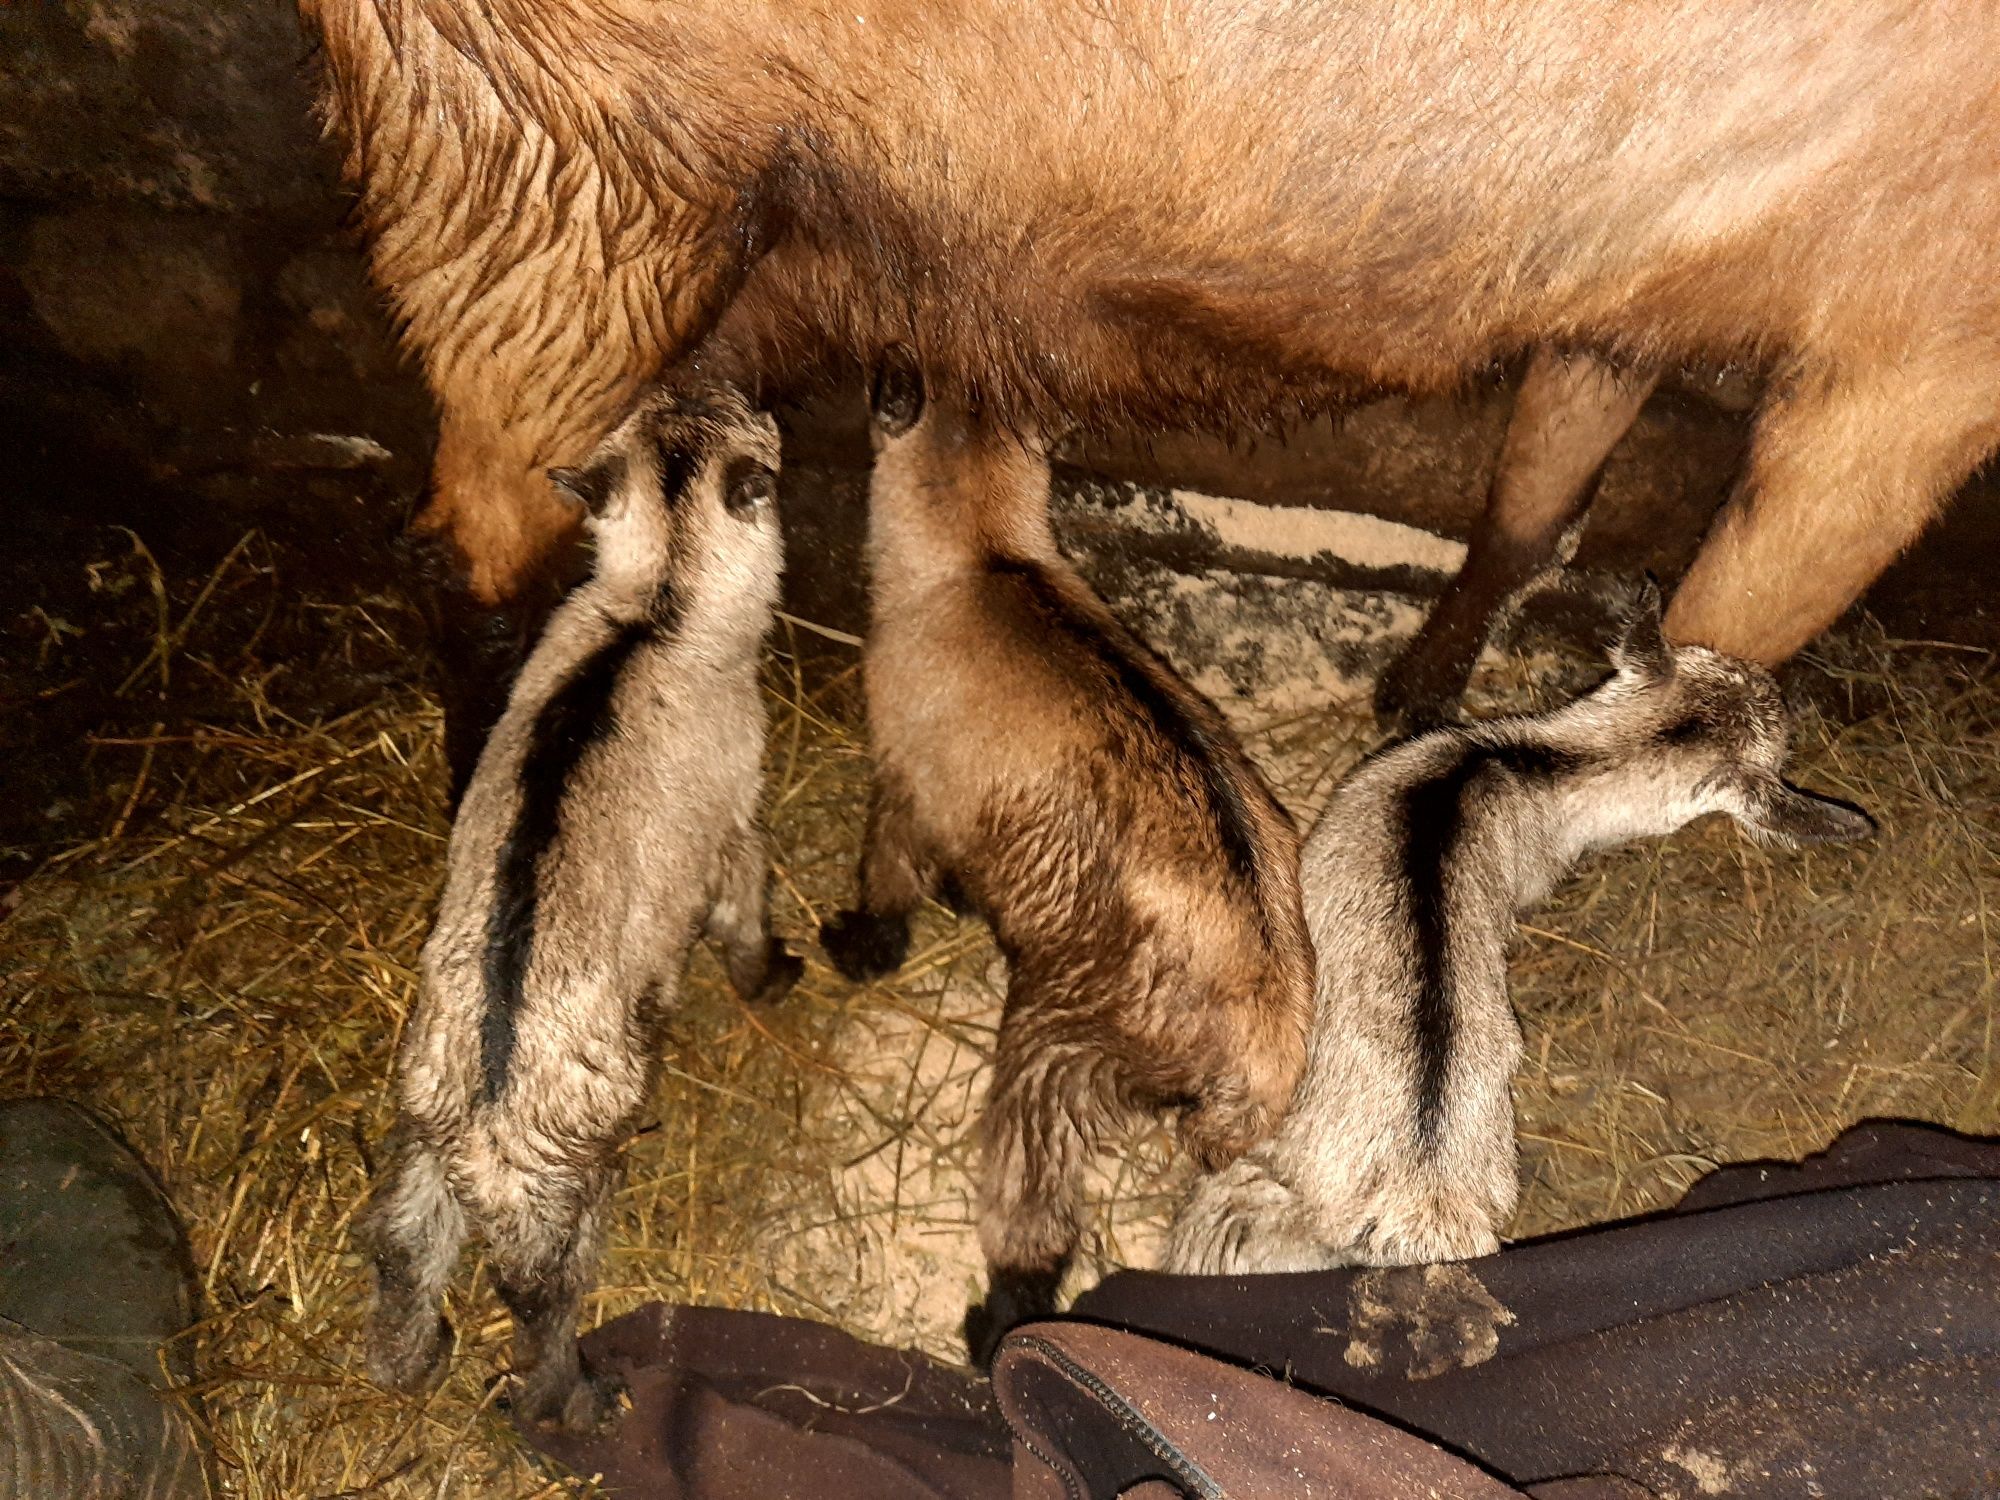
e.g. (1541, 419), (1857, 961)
(1610, 574), (1674, 681)
(1728, 770), (1876, 847)
(548, 458), (623, 517)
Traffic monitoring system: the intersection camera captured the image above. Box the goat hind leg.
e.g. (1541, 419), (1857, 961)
(360, 1134), (465, 1394)
(492, 1171), (621, 1434)
(1666, 354), (2000, 662)
(1377, 351), (1656, 731)
(1178, 1080), (1280, 1175)
(966, 1027), (1093, 1368)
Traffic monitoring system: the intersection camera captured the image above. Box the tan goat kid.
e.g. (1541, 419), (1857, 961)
(825, 353), (1315, 1365)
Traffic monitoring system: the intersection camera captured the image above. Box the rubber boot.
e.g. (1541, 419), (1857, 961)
(0, 1098), (211, 1499)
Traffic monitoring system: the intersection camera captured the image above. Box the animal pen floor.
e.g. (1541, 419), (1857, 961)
(3, 497), (1997, 1497)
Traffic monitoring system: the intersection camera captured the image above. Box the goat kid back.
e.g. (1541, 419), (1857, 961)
(360, 383), (799, 1433)
(1167, 586), (1873, 1276)
(823, 351), (1314, 1366)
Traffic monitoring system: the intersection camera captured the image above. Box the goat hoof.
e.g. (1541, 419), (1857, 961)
(753, 941), (806, 1004)
(819, 910), (910, 982)
(506, 1366), (628, 1436)
(963, 1265), (1064, 1371)
(365, 1312), (455, 1396)
(962, 1306), (1004, 1373)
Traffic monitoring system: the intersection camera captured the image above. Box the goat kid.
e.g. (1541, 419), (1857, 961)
(1167, 586), (1872, 1275)
(360, 383), (799, 1432)
(823, 352), (1314, 1365)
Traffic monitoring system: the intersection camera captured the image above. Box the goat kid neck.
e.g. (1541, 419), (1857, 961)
(866, 410), (1058, 602)
(1462, 731), (1716, 907)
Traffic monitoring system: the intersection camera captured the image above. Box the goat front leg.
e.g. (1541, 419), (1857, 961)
(419, 515), (590, 807)
(1377, 351), (1657, 732)
(419, 353), (647, 803)
(706, 819), (802, 1003)
(821, 779), (936, 981)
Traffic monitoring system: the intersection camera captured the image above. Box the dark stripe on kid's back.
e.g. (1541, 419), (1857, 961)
(1400, 743), (1575, 1146)
(995, 560), (1263, 889)
(479, 622), (648, 1101)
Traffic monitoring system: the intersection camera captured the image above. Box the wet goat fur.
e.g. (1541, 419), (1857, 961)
(823, 354), (1315, 1364)
(359, 384), (800, 1432)
(306, 1), (2000, 707)
(1166, 589), (1873, 1277)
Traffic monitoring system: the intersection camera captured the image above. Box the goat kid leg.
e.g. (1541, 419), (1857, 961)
(1171, 984), (1312, 1173)
(1666, 353), (2000, 662)
(821, 780), (935, 981)
(1364, 991), (1522, 1267)
(1177, 1073), (1283, 1175)
(965, 1024), (1094, 1368)
(360, 1134), (465, 1394)
(1377, 351), (1657, 731)
(491, 1170), (621, 1434)
(706, 819), (802, 1003)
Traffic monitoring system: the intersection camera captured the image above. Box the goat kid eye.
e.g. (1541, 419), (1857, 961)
(725, 468), (778, 517)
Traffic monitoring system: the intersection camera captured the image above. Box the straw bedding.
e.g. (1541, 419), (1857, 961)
(2, 528), (1993, 1495)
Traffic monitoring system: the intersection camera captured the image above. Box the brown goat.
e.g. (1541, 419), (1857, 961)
(302, 2), (2000, 737)
(823, 352), (1314, 1366)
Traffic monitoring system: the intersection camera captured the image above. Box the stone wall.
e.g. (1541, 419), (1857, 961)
(0, 0), (430, 563)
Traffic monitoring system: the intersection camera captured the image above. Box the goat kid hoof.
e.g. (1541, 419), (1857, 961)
(753, 941), (806, 1004)
(365, 1314), (455, 1396)
(819, 910), (910, 982)
(962, 1300), (1008, 1373)
(504, 1368), (629, 1436)
(963, 1266), (1065, 1371)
